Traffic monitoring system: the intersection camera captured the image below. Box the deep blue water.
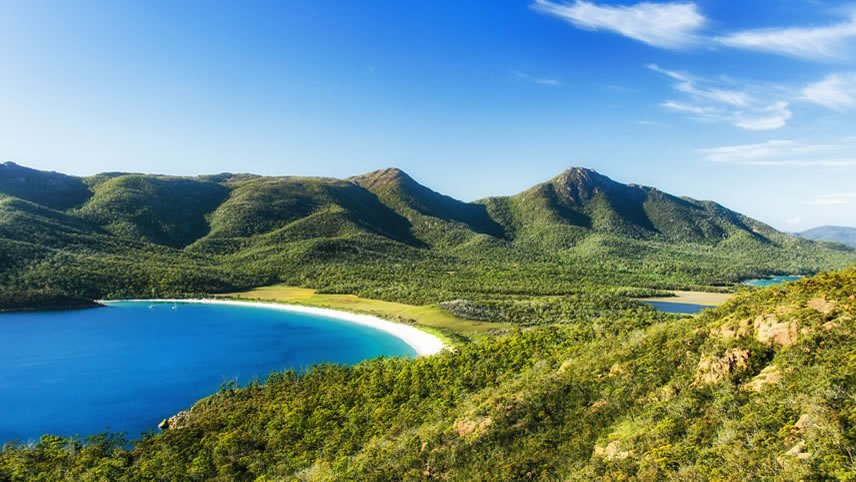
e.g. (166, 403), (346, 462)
(0, 301), (415, 443)
(742, 275), (802, 287)
(643, 301), (714, 314)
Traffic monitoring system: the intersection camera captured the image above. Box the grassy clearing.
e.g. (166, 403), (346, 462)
(218, 284), (512, 341)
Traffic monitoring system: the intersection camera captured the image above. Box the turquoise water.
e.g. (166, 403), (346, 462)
(0, 301), (415, 443)
(742, 275), (802, 287)
(643, 301), (713, 314)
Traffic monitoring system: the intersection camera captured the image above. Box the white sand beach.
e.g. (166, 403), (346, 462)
(99, 298), (447, 356)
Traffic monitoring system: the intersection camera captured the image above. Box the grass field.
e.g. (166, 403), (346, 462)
(218, 284), (513, 341)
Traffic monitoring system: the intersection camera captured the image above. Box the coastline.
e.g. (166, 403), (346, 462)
(99, 298), (448, 357)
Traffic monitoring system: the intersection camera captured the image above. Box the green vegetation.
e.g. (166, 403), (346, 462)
(2, 268), (853, 480)
(0, 289), (100, 312)
(0, 162), (853, 309)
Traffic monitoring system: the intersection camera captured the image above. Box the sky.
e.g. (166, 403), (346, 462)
(1, 0), (855, 230)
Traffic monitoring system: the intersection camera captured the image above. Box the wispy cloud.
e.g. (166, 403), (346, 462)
(812, 192), (856, 205)
(512, 70), (561, 87)
(699, 139), (856, 167)
(532, 0), (705, 49)
(801, 73), (856, 110)
(649, 65), (791, 130)
(716, 14), (856, 61)
(636, 119), (670, 127)
(733, 102), (792, 130)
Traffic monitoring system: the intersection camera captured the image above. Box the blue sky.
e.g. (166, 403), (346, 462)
(1, 0), (855, 230)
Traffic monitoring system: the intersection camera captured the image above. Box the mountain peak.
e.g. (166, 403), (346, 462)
(349, 167), (416, 190)
(548, 166), (619, 204)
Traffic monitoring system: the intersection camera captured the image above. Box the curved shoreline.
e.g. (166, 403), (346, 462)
(99, 298), (448, 357)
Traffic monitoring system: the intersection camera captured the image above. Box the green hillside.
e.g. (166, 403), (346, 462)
(0, 163), (853, 308)
(0, 162), (91, 211)
(2, 267), (853, 480)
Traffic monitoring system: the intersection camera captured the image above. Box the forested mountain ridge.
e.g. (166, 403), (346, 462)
(0, 161), (853, 306)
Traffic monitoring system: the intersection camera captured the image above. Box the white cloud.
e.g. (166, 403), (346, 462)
(512, 70), (561, 86)
(532, 0), (705, 49)
(801, 73), (856, 110)
(716, 15), (856, 61)
(812, 192), (856, 205)
(650, 65), (791, 130)
(734, 102), (792, 131)
(661, 100), (718, 116)
(785, 216), (802, 225)
(648, 64), (749, 106)
(700, 139), (856, 166)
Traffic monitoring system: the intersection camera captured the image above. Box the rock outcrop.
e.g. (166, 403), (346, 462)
(695, 348), (751, 385)
(158, 410), (190, 430)
(754, 314), (798, 347)
(593, 440), (633, 461)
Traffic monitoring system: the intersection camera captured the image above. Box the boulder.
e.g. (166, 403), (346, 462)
(695, 348), (751, 385)
(754, 314), (798, 347)
(743, 365), (781, 392)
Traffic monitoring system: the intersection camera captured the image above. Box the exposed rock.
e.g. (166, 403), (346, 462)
(716, 317), (752, 340)
(695, 349), (751, 385)
(777, 440), (811, 467)
(743, 365), (781, 392)
(794, 413), (816, 433)
(453, 417), (493, 438)
(807, 296), (835, 314)
(159, 410), (190, 430)
(593, 440), (633, 461)
(754, 314), (798, 347)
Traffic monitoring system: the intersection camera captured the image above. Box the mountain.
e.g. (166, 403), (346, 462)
(481, 167), (777, 246)
(351, 168), (505, 246)
(0, 162), (91, 210)
(0, 163), (853, 305)
(798, 225), (856, 248)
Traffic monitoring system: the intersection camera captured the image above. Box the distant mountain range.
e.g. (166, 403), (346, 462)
(797, 225), (856, 248)
(0, 161), (853, 303)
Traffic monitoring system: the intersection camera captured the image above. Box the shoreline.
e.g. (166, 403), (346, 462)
(98, 298), (448, 357)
